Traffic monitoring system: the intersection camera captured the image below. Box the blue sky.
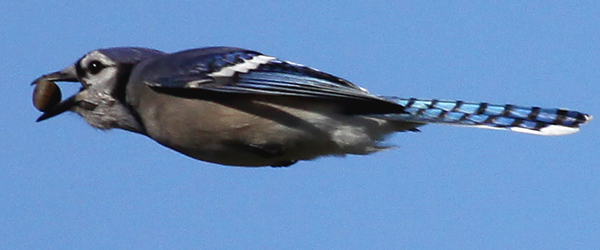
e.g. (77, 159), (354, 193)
(1, 1), (599, 249)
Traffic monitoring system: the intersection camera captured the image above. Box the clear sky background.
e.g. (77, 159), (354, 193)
(1, 1), (599, 249)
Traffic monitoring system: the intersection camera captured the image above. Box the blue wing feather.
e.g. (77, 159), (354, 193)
(141, 47), (388, 103)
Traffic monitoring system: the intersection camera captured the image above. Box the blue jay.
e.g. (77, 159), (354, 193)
(32, 47), (592, 167)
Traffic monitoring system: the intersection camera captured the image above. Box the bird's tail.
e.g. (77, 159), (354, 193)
(378, 98), (592, 136)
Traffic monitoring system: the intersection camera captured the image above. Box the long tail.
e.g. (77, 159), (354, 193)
(380, 98), (592, 136)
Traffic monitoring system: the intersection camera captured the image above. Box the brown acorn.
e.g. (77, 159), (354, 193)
(33, 79), (62, 112)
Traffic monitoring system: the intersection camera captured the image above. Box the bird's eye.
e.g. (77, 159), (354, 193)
(88, 60), (105, 75)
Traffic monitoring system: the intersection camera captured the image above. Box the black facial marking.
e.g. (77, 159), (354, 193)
(112, 63), (147, 134)
(76, 59), (86, 80)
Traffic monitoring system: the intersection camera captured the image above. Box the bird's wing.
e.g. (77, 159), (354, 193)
(139, 47), (404, 114)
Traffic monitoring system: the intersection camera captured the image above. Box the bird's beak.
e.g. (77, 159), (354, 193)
(32, 65), (80, 122)
(33, 64), (78, 83)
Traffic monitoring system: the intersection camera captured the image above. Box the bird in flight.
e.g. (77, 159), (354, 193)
(32, 47), (592, 167)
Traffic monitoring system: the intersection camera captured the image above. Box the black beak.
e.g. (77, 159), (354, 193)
(36, 95), (77, 122)
(32, 65), (80, 122)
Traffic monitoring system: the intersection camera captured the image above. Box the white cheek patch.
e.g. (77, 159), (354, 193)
(208, 55), (276, 77)
(87, 67), (118, 87)
(79, 51), (119, 88)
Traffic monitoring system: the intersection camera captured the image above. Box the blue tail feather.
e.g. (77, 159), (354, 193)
(379, 98), (592, 136)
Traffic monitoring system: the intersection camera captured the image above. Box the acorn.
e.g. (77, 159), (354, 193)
(33, 79), (62, 112)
